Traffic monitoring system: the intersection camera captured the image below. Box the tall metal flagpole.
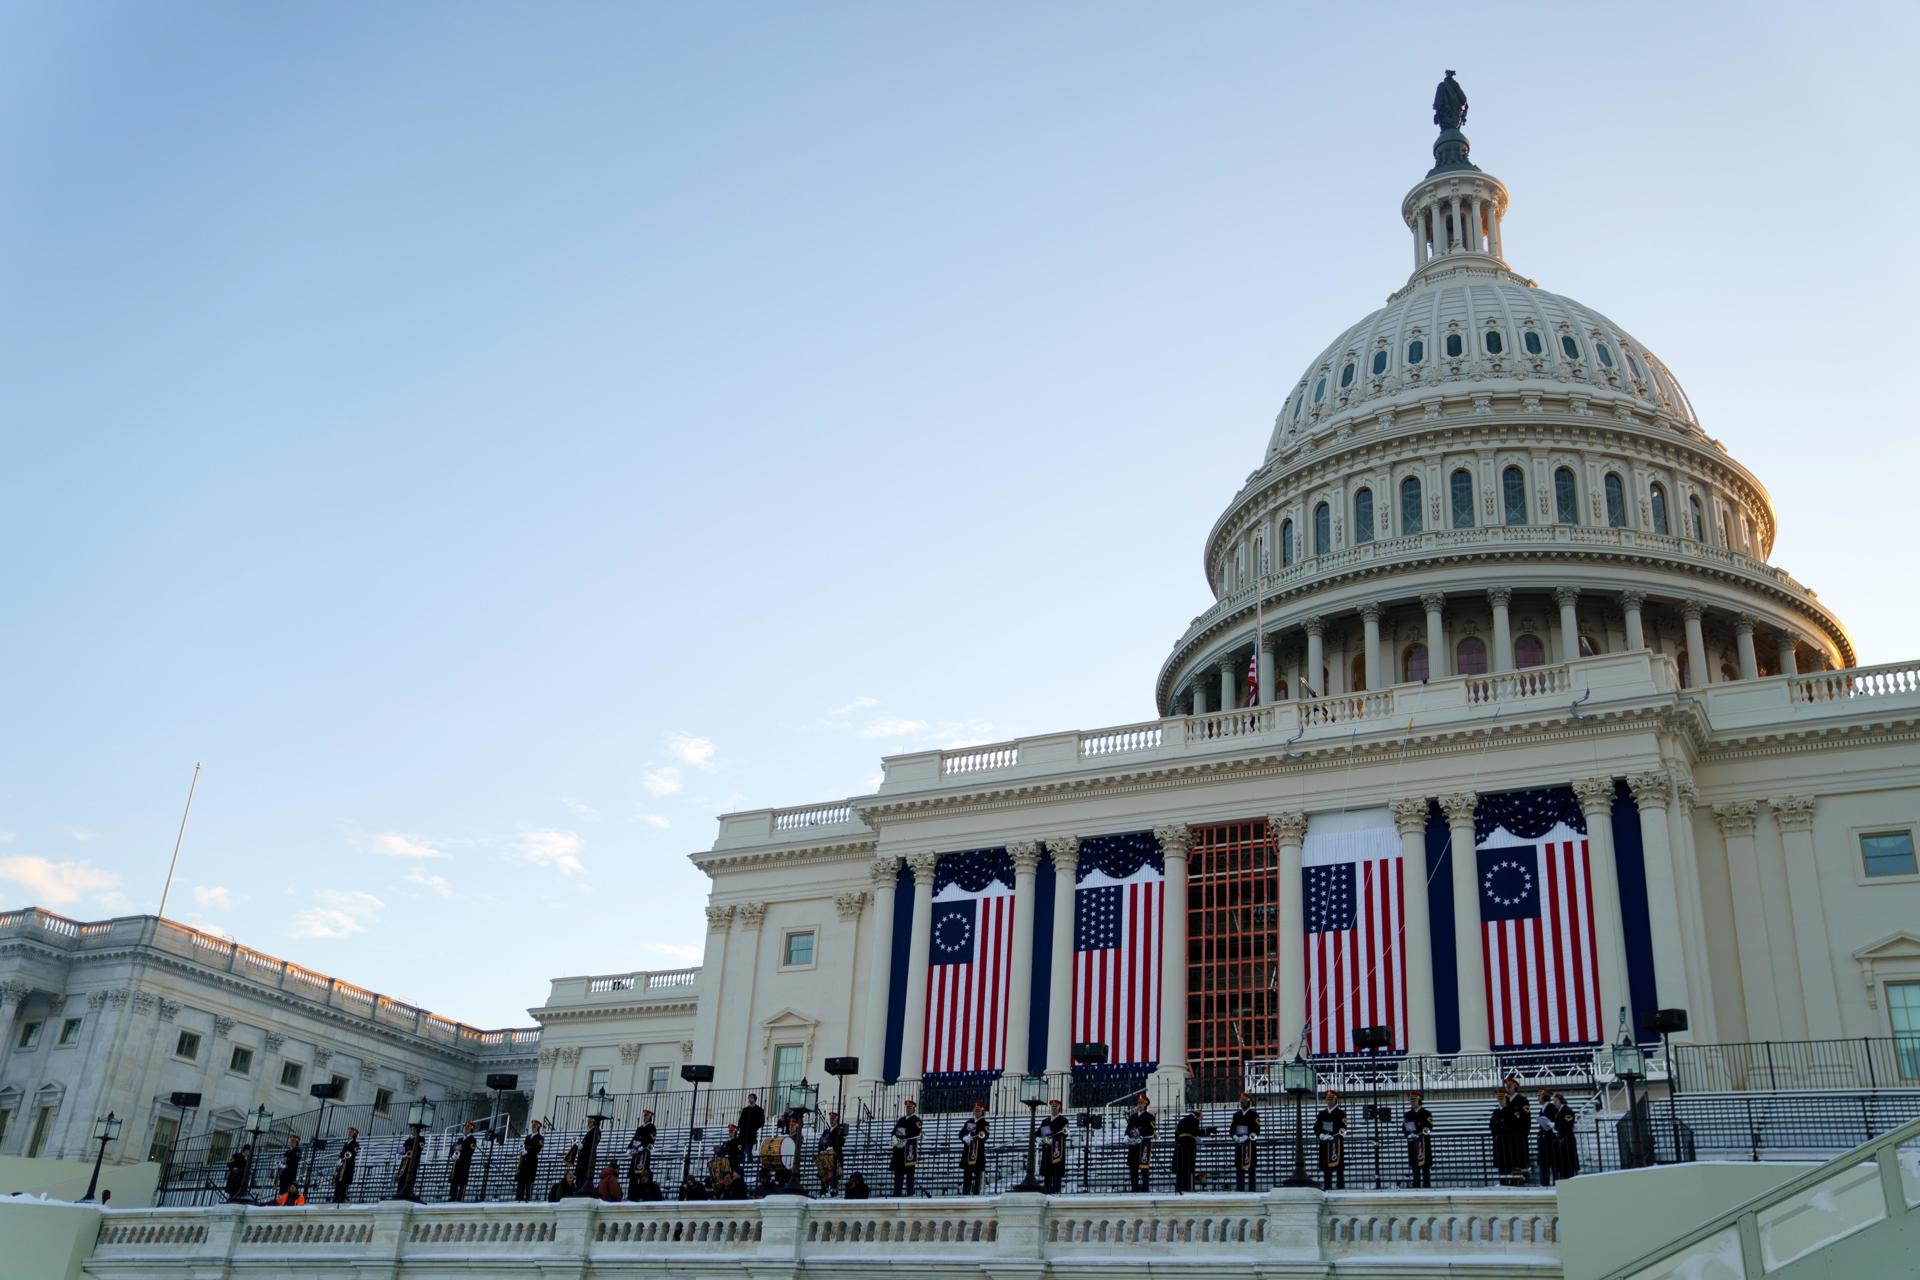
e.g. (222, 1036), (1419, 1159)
(156, 763), (201, 921)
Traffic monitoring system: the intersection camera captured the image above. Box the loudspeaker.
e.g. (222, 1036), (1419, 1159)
(169, 1091), (203, 1108)
(680, 1063), (716, 1084)
(308, 1081), (343, 1100)
(1643, 1008), (1690, 1035)
(485, 1073), (520, 1091)
(1071, 1042), (1109, 1065)
(1352, 1025), (1394, 1050)
(824, 1056), (859, 1077)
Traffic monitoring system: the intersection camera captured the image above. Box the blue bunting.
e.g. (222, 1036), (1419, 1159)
(1473, 786), (1585, 844)
(934, 848), (1012, 894)
(1076, 830), (1162, 882)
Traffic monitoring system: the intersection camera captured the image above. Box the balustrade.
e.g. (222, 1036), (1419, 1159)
(941, 743), (1019, 775)
(1790, 659), (1920, 704)
(772, 801), (856, 831)
(1294, 689), (1393, 728)
(1080, 721), (1164, 758)
(1464, 663), (1573, 704)
(1183, 704), (1279, 744)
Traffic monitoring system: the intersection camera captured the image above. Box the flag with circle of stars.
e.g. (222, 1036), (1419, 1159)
(922, 848), (1015, 1079)
(1474, 787), (1601, 1049)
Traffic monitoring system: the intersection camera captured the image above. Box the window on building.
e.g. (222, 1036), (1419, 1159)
(278, 1061), (304, 1090)
(1721, 509), (1734, 548)
(1313, 503), (1331, 555)
(1746, 517), (1759, 551)
(1523, 330), (1544, 355)
(1502, 466), (1526, 525)
(1689, 494), (1706, 540)
(1604, 473), (1627, 528)
(1485, 330), (1504, 355)
(26, 1105), (56, 1158)
(1456, 636), (1488, 676)
(1445, 333), (1464, 358)
(772, 1044), (805, 1087)
(1596, 341), (1615, 368)
(1861, 831), (1918, 878)
(1371, 350), (1388, 376)
(782, 930), (815, 967)
(1890, 981), (1920, 1079)
(229, 1046), (254, 1076)
(1407, 339), (1424, 365)
(1398, 476), (1422, 534)
(149, 1114), (179, 1163)
(1339, 361), (1355, 389)
(1313, 376), (1326, 405)
(57, 1018), (82, 1046)
(1554, 467), (1579, 524)
(1404, 644), (1429, 684)
(207, 1130), (234, 1165)
(16, 1021), (41, 1050)
(1561, 334), (1581, 360)
(329, 1074), (350, 1099)
(174, 1030), (201, 1062)
(1627, 351), (1645, 379)
(0, 1109), (11, 1150)
(1514, 634), (1546, 669)
(1280, 519), (1295, 567)
(1450, 469), (1474, 529)
(647, 1066), (671, 1093)
(1580, 634), (1601, 658)
(1291, 393), (1302, 422)
(1185, 820), (1284, 1078)
(1350, 655), (1367, 692)
(374, 1087), (394, 1116)
(1650, 483), (1671, 535)
(1353, 488), (1374, 544)
(588, 1068), (610, 1097)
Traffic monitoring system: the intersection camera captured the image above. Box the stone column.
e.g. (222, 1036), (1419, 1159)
(1665, 777), (1717, 1042)
(1771, 796), (1842, 1039)
(1268, 812), (1308, 1048)
(1190, 678), (1208, 716)
(1715, 802), (1780, 1040)
(1044, 838), (1080, 1076)
(1422, 593), (1449, 678)
(1003, 843), (1043, 1078)
(1155, 825), (1192, 1078)
(1216, 658), (1235, 711)
(1554, 586), (1582, 663)
(1467, 196), (1482, 252)
(1389, 799), (1437, 1054)
(897, 854), (939, 1080)
(1775, 629), (1801, 676)
(1735, 615), (1760, 681)
(1411, 208), (1425, 270)
(1360, 602), (1383, 692)
(1487, 586), (1514, 672)
(1682, 600), (1710, 686)
(0, 982), (29, 1084)
(693, 905), (735, 1067)
(1572, 778), (1631, 1034)
(1621, 590), (1647, 650)
(1304, 617), (1326, 695)
(1257, 634), (1277, 705)
(1623, 774), (1690, 1012)
(860, 858), (900, 1080)
(1441, 793), (1488, 1051)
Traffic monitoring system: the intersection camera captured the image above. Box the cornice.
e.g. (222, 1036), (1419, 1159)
(532, 999), (700, 1025)
(1699, 720), (1920, 761)
(689, 836), (876, 876)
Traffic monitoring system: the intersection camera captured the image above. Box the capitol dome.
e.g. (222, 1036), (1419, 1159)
(1156, 105), (1852, 716)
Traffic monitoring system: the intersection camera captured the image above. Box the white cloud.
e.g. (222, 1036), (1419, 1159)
(515, 829), (586, 875)
(288, 890), (384, 940)
(193, 885), (235, 909)
(642, 767), (682, 797)
(560, 798), (601, 821)
(647, 941), (703, 963)
(60, 826), (95, 843)
(0, 856), (121, 908)
(665, 735), (718, 771)
(404, 870), (453, 898)
(363, 832), (447, 860)
(825, 696), (880, 719)
(858, 715), (929, 739)
(641, 814), (672, 830)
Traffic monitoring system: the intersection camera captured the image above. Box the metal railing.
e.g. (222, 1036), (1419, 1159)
(1669, 1037), (1920, 1093)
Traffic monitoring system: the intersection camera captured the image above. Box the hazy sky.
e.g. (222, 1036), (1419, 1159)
(2, 3), (1914, 1027)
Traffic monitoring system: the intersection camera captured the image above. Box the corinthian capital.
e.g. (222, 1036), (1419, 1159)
(1712, 801), (1759, 837)
(704, 904), (735, 932)
(1486, 586), (1513, 608)
(905, 853), (940, 884)
(869, 855), (901, 887)
(1770, 795), (1816, 833)
(1625, 772), (1670, 811)
(1153, 825), (1192, 861)
(736, 901), (769, 931)
(1046, 837), (1080, 877)
(1006, 841), (1044, 876)
(1552, 585), (1581, 608)
(834, 891), (867, 920)
(1571, 776), (1616, 814)
(1620, 590), (1646, 610)
(1439, 792), (1479, 824)
(1389, 798), (1429, 836)
(1266, 811), (1308, 844)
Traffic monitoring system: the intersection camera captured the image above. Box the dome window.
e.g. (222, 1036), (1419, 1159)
(1313, 377), (1326, 405)
(1292, 393), (1303, 423)
(1313, 503), (1331, 555)
(1560, 335), (1581, 360)
(1404, 643), (1430, 684)
(1450, 468), (1474, 529)
(1280, 519), (1295, 567)
(1689, 494), (1706, 541)
(1456, 636), (1488, 677)
(1502, 465), (1527, 525)
(1626, 351), (1645, 379)
(1354, 487), (1374, 544)
(1371, 350), (1388, 376)
(1407, 339), (1425, 365)
(1340, 361), (1355, 389)
(1514, 634), (1546, 670)
(1523, 330), (1544, 356)
(1554, 467), (1579, 525)
(1596, 342), (1616, 369)
(1400, 476), (1423, 535)
(1445, 333), (1464, 358)
(1650, 482), (1671, 535)
(1485, 330), (1504, 355)
(1604, 473), (1627, 528)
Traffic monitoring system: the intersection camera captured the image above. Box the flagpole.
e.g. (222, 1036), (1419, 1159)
(156, 763), (201, 922)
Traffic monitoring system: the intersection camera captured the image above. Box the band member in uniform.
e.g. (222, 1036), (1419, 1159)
(890, 1099), (922, 1196)
(1535, 1088), (1560, 1187)
(757, 1115), (798, 1194)
(959, 1101), (989, 1195)
(717, 1123), (745, 1175)
(737, 1094), (765, 1170)
(1172, 1105), (1203, 1193)
(514, 1121), (545, 1201)
(1403, 1090), (1434, 1189)
(574, 1114), (603, 1196)
(1314, 1089), (1347, 1191)
(1551, 1092), (1580, 1180)
(816, 1109), (848, 1196)
(1231, 1092), (1262, 1192)
(225, 1143), (253, 1203)
(1124, 1094), (1155, 1192)
(395, 1126), (425, 1201)
(628, 1111), (657, 1200)
(333, 1127), (360, 1204)
(448, 1122), (477, 1201)
(1491, 1079), (1530, 1185)
(275, 1134), (302, 1205)
(1037, 1099), (1069, 1195)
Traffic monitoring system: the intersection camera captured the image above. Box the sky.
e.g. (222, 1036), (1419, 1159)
(1, 3), (1914, 1028)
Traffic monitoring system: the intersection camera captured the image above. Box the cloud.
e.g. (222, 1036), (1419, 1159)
(363, 832), (447, 860)
(559, 798), (601, 821)
(404, 870), (453, 898)
(642, 767), (682, 797)
(647, 941), (703, 963)
(193, 885), (235, 909)
(641, 814), (672, 830)
(825, 696), (880, 719)
(0, 832), (14, 844)
(288, 890), (384, 940)
(0, 856), (121, 908)
(858, 715), (929, 739)
(515, 829), (586, 875)
(60, 826), (95, 843)
(665, 735), (718, 771)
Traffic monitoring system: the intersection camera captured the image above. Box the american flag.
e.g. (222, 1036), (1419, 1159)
(1073, 832), (1163, 1068)
(923, 849), (1015, 1077)
(1245, 649), (1260, 707)
(1302, 816), (1405, 1055)
(1476, 809), (1602, 1047)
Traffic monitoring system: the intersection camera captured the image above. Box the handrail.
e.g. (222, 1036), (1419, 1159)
(1597, 1112), (1920, 1279)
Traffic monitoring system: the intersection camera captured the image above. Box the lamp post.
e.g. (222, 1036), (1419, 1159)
(401, 1097), (435, 1201)
(1282, 1051), (1318, 1188)
(245, 1105), (273, 1204)
(79, 1113), (122, 1202)
(1612, 1013), (1648, 1169)
(1014, 1073), (1047, 1192)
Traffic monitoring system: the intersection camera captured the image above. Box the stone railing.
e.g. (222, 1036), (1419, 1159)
(1079, 720), (1164, 759)
(772, 801), (855, 830)
(1464, 662), (1574, 704)
(1295, 689), (1393, 728)
(941, 742), (1019, 775)
(1183, 705), (1281, 744)
(584, 967), (700, 995)
(78, 1192), (1563, 1277)
(1788, 659), (1920, 704)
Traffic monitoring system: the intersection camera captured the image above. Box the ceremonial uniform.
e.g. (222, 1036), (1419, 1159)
(1314, 1097), (1347, 1191)
(514, 1126), (545, 1201)
(890, 1108), (922, 1196)
(333, 1132), (359, 1204)
(574, 1118), (603, 1195)
(758, 1125), (798, 1194)
(737, 1098), (765, 1168)
(1230, 1099), (1262, 1192)
(1491, 1089), (1530, 1185)
(395, 1132), (424, 1201)
(1172, 1109), (1201, 1193)
(1402, 1099), (1434, 1189)
(817, 1115), (848, 1196)
(1037, 1106), (1069, 1194)
(628, 1120), (656, 1200)
(225, 1147), (252, 1202)
(1552, 1094), (1580, 1180)
(448, 1127), (477, 1201)
(1125, 1101), (1155, 1193)
(1535, 1092), (1560, 1187)
(958, 1108), (989, 1195)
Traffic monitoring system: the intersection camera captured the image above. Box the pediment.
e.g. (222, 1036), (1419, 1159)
(1852, 931), (1920, 1007)
(1854, 931), (1920, 962)
(759, 1007), (819, 1034)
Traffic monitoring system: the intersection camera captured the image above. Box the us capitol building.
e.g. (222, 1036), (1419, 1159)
(3, 82), (1917, 1278)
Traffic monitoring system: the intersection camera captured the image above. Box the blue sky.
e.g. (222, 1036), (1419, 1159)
(2, 3), (1913, 1027)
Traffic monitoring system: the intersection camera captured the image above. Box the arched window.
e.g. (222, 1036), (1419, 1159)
(1514, 634), (1546, 669)
(1351, 655), (1367, 692)
(1456, 636), (1488, 676)
(1502, 465), (1526, 525)
(1313, 502), (1331, 555)
(1292, 393), (1303, 422)
(1404, 643), (1430, 683)
(1340, 361), (1355, 389)
(1353, 488), (1374, 544)
(1604, 473), (1627, 528)
(1400, 476), (1423, 534)
(1280, 519), (1295, 567)
(1595, 341), (1615, 369)
(1371, 350), (1388, 376)
(1523, 330), (1544, 355)
(1450, 468), (1475, 529)
(1485, 330), (1504, 355)
(1313, 377), (1326, 405)
(1720, 662), (1738, 683)
(1721, 509), (1734, 548)
(1689, 494), (1706, 541)
(1650, 483), (1671, 535)
(1554, 467), (1579, 524)
(1560, 334), (1581, 361)
(1580, 634), (1601, 658)
(1445, 333), (1464, 358)
(1626, 351), (1645, 379)
(1407, 339), (1425, 365)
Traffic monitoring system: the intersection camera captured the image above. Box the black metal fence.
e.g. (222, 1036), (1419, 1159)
(1668, 1037), (1920, 1093)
